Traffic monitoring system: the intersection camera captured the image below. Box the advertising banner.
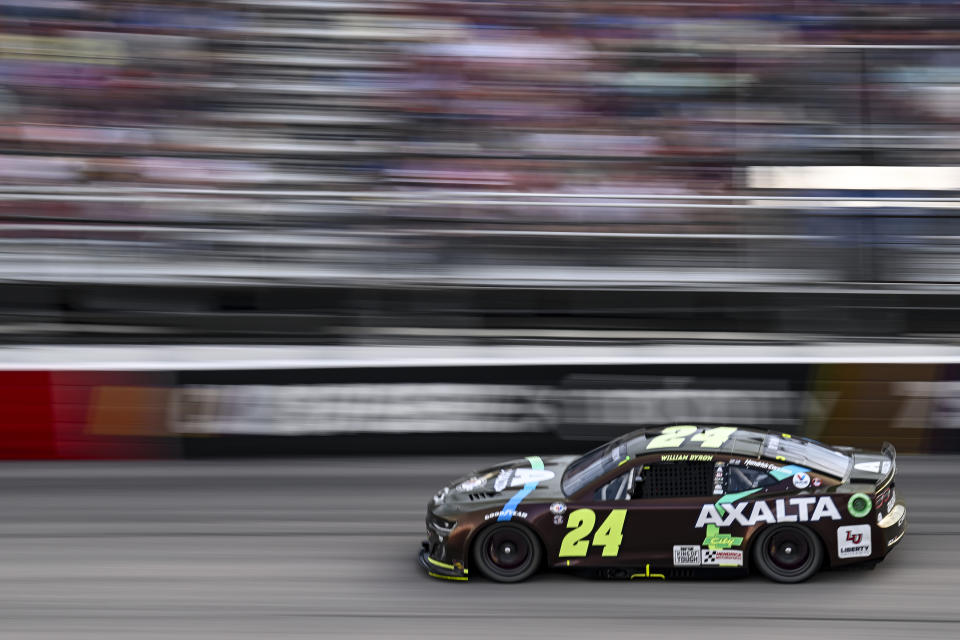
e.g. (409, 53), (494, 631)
(4, 362), (960, 458)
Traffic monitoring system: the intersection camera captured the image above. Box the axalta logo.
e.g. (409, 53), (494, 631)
(695, 497), (841, 528)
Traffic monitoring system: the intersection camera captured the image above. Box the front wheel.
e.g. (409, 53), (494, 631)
(752, 524), (823, 583)
(472, 523), (542, 583)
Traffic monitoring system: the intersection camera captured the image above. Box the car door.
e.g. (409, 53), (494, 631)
(614, 455), (725, 568)
(552, 465), (634, 569)
(554, 456), (719, 569)
(622, 458), (790, 570)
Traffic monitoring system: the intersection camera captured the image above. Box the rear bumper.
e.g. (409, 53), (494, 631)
(877, 503), (907, 552)
(418, 541), (469, 581)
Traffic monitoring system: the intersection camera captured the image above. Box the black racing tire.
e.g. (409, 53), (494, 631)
(472, 523), (542, 583)
(752, 524), (823, 583)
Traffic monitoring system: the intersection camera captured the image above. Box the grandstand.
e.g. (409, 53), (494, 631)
(3, 1), (960, 341)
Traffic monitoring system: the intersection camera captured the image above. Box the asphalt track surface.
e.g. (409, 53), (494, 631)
(0, 456), (956, 639)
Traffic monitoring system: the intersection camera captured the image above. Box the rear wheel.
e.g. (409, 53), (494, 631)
(752, 524), (823, 583)
(472, 523), (542, 583)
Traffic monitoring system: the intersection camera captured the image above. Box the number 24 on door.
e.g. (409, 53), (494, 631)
(559, 509), (626, 557)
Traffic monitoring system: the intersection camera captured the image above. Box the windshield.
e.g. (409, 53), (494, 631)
(763, 435), (851, 478)
(562, 438), (629, 496)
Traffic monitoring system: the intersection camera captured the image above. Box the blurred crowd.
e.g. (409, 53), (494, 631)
(3, 1), (960, 282)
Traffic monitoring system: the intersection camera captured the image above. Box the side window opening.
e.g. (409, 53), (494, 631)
(725, 465), (777, 493)
(635, 462), (715, 499)
(594, 468), (635, 501)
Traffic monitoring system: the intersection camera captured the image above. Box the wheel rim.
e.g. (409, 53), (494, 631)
(766, 529), (811, 573)
(485, 528), (532, 573)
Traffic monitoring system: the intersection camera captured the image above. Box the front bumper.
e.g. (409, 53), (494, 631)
(419, 541), (469, 581)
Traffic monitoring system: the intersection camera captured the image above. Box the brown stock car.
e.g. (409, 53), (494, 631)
(419, 425), (905, 583)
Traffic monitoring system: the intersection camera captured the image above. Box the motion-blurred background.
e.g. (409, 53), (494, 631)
(2, 0), (960, 458)
(3, 3), (960, 638)
(6, 0), (960, 341)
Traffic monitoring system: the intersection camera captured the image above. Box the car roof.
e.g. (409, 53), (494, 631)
(622, 425), (768, 458)
(619, 425), (851, 478)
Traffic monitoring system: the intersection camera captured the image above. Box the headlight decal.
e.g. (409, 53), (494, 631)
(429, 514), (456, 532)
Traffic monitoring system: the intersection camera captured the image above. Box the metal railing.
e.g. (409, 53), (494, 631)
(1, 189), (960, 285)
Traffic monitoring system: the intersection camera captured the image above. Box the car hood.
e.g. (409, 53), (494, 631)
(439, 455), (576, 508)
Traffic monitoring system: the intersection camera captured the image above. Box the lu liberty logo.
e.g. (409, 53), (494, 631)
(837, 525), (872, 559)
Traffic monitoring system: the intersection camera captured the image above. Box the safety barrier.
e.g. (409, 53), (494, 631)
(2, 345), (960, 458)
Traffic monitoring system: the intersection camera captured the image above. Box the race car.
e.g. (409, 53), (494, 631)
(419, 425), (905, 583)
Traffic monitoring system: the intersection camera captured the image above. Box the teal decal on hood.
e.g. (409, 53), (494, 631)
(497, 456), (545, 522)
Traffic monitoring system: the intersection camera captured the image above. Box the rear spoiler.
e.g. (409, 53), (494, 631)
(877, 442), (897, 490)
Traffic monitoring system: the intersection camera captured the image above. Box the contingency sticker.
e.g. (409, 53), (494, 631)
(837, 525), (872, 559)
(701, 549), (743, 566)
(673, 545), (701, 566)
(702, 524), (742, 550)
(792, 472), (811, 489)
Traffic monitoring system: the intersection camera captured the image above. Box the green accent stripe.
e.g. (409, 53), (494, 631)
(526, 455), (544, 470)
(715, 488), (762, 516)
(427, 557), (456, 571)
(428, 572), (468, 581)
